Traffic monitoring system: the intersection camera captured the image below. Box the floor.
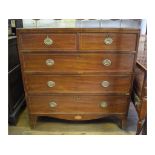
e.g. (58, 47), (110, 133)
(8, 102), (138, 135)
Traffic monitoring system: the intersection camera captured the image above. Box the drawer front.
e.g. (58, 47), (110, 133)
(25, 75), (132, 94)
(23, 53), (134, 73)
(79, 33), (137, 51)
(29, 95), (129, 114)
(19, 33), (77, 50)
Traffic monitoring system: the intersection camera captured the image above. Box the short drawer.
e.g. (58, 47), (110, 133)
(79, 33), (137, 51)
(28, 95), (129, 114)
(25, 75), (132, 94)
(23, 53), (134, 73)
(19, 33), (77, 50)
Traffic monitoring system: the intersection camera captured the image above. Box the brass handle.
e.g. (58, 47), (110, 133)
(104, 37), (113, 45)
(44, 35), (53, 46)
(100, 101), (108, 108)
(49, 101), (57, 108)
(47, 81), (55, 87)
(102, 59), (111, 66)
(46, 59), (54, 66)
(101, 81), (110, 87)
(74, 115), (82, 120)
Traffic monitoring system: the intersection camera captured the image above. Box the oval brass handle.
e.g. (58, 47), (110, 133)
(102, 59), (111, 66)
(101, 81), (110, 87)
(100, 101), (108, 108)
(44, 35), (53, 46)
(47, 81), (55, 87)
(46, 59), (54, 66)
(104, 37), (113, 45)
(49, 101), (57, 108)
(74, 115), (82, 120)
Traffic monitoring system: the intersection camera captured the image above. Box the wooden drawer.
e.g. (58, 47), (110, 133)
(23, 53), (134, 73)
(19, 33), (77, 50)
(79, 33), (137, 51)
(29, 95), (129, 114)
(25, 75), (132, 94)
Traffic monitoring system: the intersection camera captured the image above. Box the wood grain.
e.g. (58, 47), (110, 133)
(16, 28), (139, 128)
(25, 75), (132, 94)
(23, 53), (135, 73)
(17, 28), (140, 33)
(28, 95), (129, 114)
(20, 33), (77, 50)
(79, 33), (137, 51)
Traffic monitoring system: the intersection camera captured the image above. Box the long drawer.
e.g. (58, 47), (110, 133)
(79, 33), (137, 51)
(28, 95), (129, 114)
(22, 53), (134, 73)
(25, 75), (132, 94)
(19, 33), (77, 50)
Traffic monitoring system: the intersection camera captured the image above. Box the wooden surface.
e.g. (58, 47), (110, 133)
(17, 28), (139, 52)
(20, 33), (77, 50)
(8, 103), (138, 135)
(132, 61), (147, 134)
(25, 75), (132, 94)
(17, 28), (139, 128)
(17, 28), (140, 33)
(28, 95), (129, 114)
(22, 53), (135, 73)
(79, 33), (137, 51)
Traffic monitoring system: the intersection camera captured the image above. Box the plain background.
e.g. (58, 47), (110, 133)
(0, 0), (155, 155)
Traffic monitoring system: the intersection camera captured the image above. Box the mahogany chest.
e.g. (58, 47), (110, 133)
(17, 28), (140, 128)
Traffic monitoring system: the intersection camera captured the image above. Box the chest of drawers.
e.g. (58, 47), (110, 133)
(17, 28), (140, 129)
